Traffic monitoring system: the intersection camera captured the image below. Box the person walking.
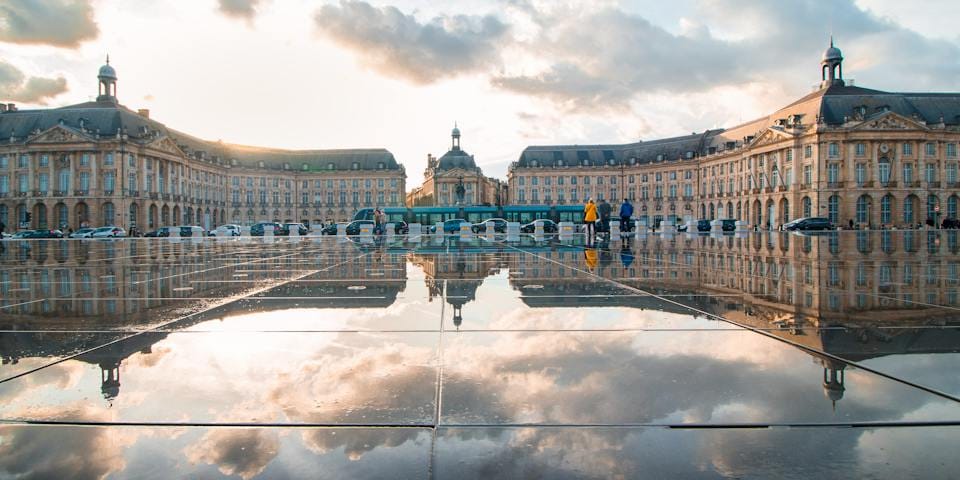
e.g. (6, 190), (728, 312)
(0, 220), (5, 238)
(374, 208), (386, 235)
(598, 199), (612, 237)
(618, 198), (633, 232)
(583, 198), (598, 241)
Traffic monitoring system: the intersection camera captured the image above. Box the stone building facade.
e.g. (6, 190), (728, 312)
(508, 40), (960, 229)
(406, 126), (506, 207)
(0, 60), (405, 232)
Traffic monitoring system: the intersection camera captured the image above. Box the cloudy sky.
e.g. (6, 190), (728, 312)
(2, 0), (960, 186)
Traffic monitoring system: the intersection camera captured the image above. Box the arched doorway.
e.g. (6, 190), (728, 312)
(904, 195), (919, 225)
(927, 194), (940, 226)
(220, 210), (225, 225)
(779, 198), (789, 225)
(709, 203), (715, 220)
(948, 195), (959, 220)
(828, 195), (840, 225)
(16, 203), (27, 228)
(33, 203), (48, 229)
(148, 203), (158, 229)
(161, 204), (170, 225)
(76, 202), (89, 228)
(736, 202), (742, 221)
(54, 202), (68, 229)
(0, 204), (8, 228)
(129, 203), (139, 229)
(172, 205), (181, 225)
(802, 196), (812, 218)
(880, 195), (894, 225)
(856, 195), (872, 226)
(700, 204), (706, 219)
(765, 199), (775, 230)
(185, 207), (193, 225)
(103, 202), (115, 226)
(726, 202), (733, 220)
(203, 208), (211, 229)
(753, 200), (762, 227)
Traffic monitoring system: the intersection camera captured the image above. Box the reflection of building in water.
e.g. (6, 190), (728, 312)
(0, 241), (408, 400)
(501, 232), (960, 407)
(410, 248), (508, 329)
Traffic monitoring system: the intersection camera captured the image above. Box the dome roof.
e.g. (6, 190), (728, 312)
(98, 60), (117, 80)
(822, 38), (842, 62)
(437, 148), (476, 170)
(452, 125), (461, 137)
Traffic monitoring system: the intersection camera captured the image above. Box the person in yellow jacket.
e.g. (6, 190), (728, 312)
(583, 199), (598, 240)
(584, 247), (598, 269)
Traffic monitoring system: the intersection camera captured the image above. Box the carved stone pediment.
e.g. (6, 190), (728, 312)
(852, 112), (926, 131)
(148, 136), (187, 157)
(746, 128), (794, 150)
(26, 125), (90, 144)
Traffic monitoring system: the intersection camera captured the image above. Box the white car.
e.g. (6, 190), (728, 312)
(91, 226), (126, 238)
(176, 225), (206, 238)
(69, 227), (97, 238)
(208, 224), (241, 236)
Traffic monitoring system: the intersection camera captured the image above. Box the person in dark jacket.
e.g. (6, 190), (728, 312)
(618, 199), (634, 232)
(598, 199), (612, 235)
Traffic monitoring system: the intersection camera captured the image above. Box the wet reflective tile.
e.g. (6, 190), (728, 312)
(0, 425), (432, 480)
(0, 331), (439, 425)
(434, 426), (960, 480)
(0, 331), (127, 380)
(439, 331), (960, 426)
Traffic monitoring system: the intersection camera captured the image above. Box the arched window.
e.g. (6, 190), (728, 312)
(881, 195), (893, 224)
(927, 194), (940, 222)
(828, 195), (840, 224)
(103, 202), (115, 226)
(802, 196), (812, 217)
(949, 196), (959, 219)
(856, 195), (871, 224)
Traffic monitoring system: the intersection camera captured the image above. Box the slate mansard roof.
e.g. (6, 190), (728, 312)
(0, 100), (402, 173)
(514, 84), (960, 169)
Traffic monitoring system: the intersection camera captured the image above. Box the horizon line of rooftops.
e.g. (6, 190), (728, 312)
(4, 38), (960, 173)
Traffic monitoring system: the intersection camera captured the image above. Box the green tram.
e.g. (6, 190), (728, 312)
(352, 205), (587, 225)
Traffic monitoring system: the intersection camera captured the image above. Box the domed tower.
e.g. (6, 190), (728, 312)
(821, 358), (846, 411)
(820, 37), (845, 89)
(451, 123), (461, 151)
(97, 55), (118, 103)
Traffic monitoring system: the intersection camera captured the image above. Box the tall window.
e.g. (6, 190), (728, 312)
(0, 175), (7, 194)
(948, 163), (958, 184)
(827, 164), (839, 183)
(881, 195), (892, 224)
(926, 163), (937, 183)
(828, 195), (840, 224)
(103, 203), (115, 225)
(904, 198), (915, 223)
(878, 159), (891, 184)
(828, 143), (840, 157)
(79, 172), (89, 192)
(855, 143), (866, 156)
(903, 143), (913, 156)
(926, 142), (936, 157)
(856, 196), (870, 224)
(928, 195), (939, 221)
(38, 173), (48, 192)
(903, 163), (914, 183)
(104, 153), (114, 166)
(855, 163), (866, 185)
(802, 196), (812, 217)
(58, 170), (70, 192)
(949, 196), (958, 219)
(803, 165), (812, 186)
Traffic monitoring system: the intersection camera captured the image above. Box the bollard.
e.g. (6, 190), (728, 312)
(360, 224), (373, 238)
(735, 220), (750, 232)
(459, 223), (472, 238)
(264, 226), (274, 238)
(534, 221), (544, 236)
(435, 222), (444, 235)
(289, 225), (300, 238)
(240, 225), (251, 236)
(336, 223), (346, 237)
(385, 223), (395, 238)
(408, 223), (422, 237)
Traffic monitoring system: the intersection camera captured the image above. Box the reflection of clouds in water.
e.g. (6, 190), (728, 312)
(0, 406), (134, 479)
(186, 429), (279, 480)
(301, 429), (426, 461)
(0, 361), (86, 404)
(442, 331), (919, 425)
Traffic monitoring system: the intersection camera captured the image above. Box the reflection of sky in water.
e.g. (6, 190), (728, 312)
(0, 233), (959, 478)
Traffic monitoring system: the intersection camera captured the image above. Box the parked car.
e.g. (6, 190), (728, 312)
(345, 220), (375, 235)
(68, 227), (96, 238)
(251, 222), (284, 236)
(143, 226), (174, 238)
(91, 226), (126, 238)
(321, 222), (346, 235)
(783, 217), (833, 231)
(283, 223), (308, 236)
(697, 220), (712, 232)
(720, 219), (737, 232)
(178, 226), (206, 237)
(472, 218), (507, 233)
(521, 219), (558, 233)
(209, 224), (241, 236)
(431, 219), (470, 234)
(392, 221), (409, 234)
(14, 229), (64, 239)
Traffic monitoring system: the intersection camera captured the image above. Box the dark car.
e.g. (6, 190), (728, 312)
(345, 220), (375, 235)
(251, 222), (284, 236)
(392, 221), (409, 234)
(472, 218), (507, 233)
(284, 223), (308, 236)
(784, 217), (833, 231)
(720, 219), (737, 232)
(697, 220), (712, 232)
(432, 219), (470, 234)
(20, 229), (64, 239)
(143, 226), (171, 238)
(521, 219), (558, 233)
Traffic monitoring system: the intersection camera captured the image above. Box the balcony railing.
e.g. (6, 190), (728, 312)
(104, 190), (114, 196)
(827, 182), (844, 188)
(74, 190), (89, 196)
(929, 181), (941, 188)
(126, 190), (139, 197)
(162, 193), (171, 201)
(148, 192), (159, 200)
(33, 190), (47, 197)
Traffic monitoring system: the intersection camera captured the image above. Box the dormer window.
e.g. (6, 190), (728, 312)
(685, 151), (694, 159)
(656, 154), (664, 161)
(302, 163), (309, 171)
(258, 161), (265, 168)
(629, 157), (636, 165)
(855, 105), (867, 117)
(377, 162), (385, 169)
(531, 160), (538, 167)
(352, 162), (359, 170)
(328, 163), (335, 170)
(283, 163), (290, 170)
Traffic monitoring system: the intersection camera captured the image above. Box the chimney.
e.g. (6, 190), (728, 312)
(0, 104), (6, 113)
(137, 109), (150, 118)
(6, 103), (16, 112)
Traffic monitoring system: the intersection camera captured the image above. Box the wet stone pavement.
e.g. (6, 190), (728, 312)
(0, 231), (958, 479)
